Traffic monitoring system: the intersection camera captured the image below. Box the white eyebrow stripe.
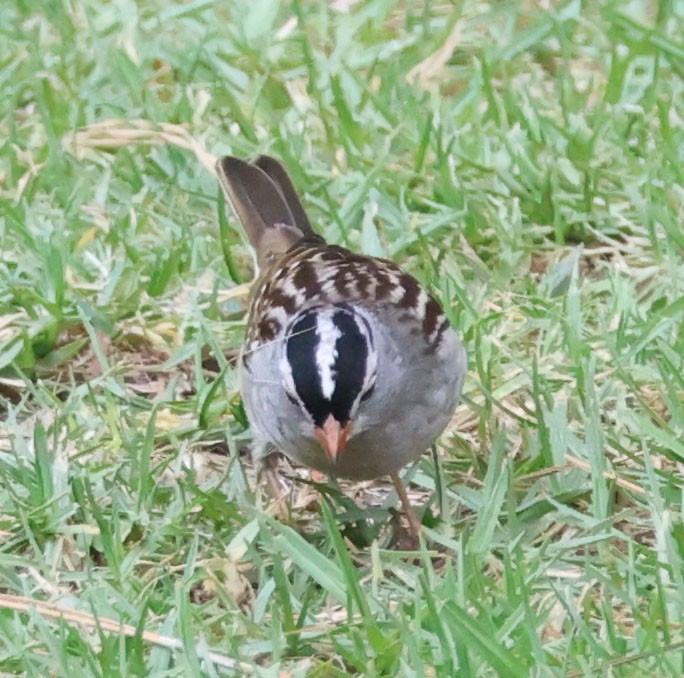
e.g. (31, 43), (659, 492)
(354, 314), (376, 393)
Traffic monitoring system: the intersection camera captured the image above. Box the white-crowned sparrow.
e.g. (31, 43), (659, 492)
(216, 155), (467, 534)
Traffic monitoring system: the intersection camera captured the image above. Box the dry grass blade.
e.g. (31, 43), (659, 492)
(62, 118), (217, 174)
(565, 454), (646, 496)
(566, 640), (684, 678)
(407, 19), (466, 89)
(0, 593), (250, 672)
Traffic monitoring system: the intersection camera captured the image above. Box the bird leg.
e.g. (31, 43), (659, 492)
(390, 472), (422, 537)
(261, 454), (292, 523)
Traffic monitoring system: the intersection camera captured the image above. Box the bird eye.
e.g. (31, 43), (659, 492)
(360, 384), (375, 403)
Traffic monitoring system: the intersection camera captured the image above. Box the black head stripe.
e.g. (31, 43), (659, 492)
(285, 311), (324, 423)
(285, 307), (371, 427)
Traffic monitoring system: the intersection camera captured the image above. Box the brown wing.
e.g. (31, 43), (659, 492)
(247, 241), (450, 349)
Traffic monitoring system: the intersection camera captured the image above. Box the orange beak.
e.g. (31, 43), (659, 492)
(314, 414), (352, 464)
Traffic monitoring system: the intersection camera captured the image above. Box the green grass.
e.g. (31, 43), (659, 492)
(2, 0), (684, 675)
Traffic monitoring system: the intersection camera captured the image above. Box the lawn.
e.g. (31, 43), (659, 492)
(2, 0), (684, 675)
